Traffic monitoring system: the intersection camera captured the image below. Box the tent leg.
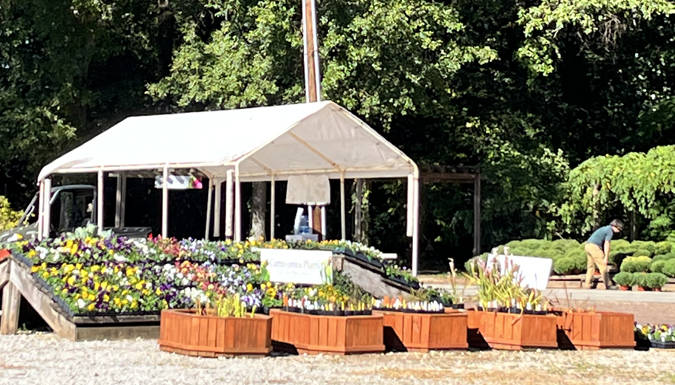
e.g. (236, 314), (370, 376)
(97, 171), (104, 235)
(115, 174), (127, 228)
(321, 205), (326, 240)
(161, 167), (169, 238)
(412, 173), (420, 277)
(270, 177), (276, 240)
(234, 166), (241, 241)
(214, 179), (222, 238)
(42, 178), (51, 239)
(37, 181), (44, 240)
(340, 173), (346, 240)
(308, 206), (314, 229)
(473, 173), (481, 256)
(226, 171), (234, 239)
(205, 180), (213, 240)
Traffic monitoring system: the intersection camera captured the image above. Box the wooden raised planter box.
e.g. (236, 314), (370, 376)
(375, 310), (468, 352)
(158, 309), (272, 357)
(557, 311), (636, 350)
(270, 309), (385, 355)
(470, 310), (558, 350)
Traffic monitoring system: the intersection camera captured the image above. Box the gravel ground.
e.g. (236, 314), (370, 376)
(2, 334), (675, 385)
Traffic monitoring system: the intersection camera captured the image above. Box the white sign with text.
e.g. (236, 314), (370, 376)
(260, 248), (332, 285)
(488, 254), (553, 291)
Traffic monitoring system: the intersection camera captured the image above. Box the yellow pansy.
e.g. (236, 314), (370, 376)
(87, 303), (95, 311)
(246, 283), (253, 292)
(91, 265), (100, 272)
(27, 250), (36, 258)
(135, 283), (144, 290)
(94, 282), (100, 291)
(155, 288), (162, 295)
(67, 276), (76, 285)
(103, 294), (110, 302)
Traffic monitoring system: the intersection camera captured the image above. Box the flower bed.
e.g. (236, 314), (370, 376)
(3, 227), (415, 317)
(557, 310), (635, 350)
(636, 323), (675, 349)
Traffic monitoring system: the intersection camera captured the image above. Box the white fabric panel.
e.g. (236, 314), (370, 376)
(285, 175), (331, 204)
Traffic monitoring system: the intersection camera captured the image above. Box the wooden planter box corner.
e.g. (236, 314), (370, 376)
(471, 310), (558, 351)
(375, 310), (468, 352)
(270, 309), (384, 355)
(158, 309), (272, 357)
(557, 311), (636, 350)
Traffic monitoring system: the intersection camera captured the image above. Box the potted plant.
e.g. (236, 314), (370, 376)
(612, 272), (634, 291)
(646, 272), (668, 291)
(634, 272), (651, 291)
(158, 293), (273, 357)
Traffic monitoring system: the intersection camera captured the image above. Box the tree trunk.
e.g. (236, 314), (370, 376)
(249, 182), (266, 239)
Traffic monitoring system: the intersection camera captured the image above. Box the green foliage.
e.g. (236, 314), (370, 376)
(632, 249), (654, 258)
(620, 256), (653, 273)
(517, 0), (675, 76)
(655, 241), (672, 255)
(633, 272), (650, 288)
(653, 253), (675, 262)
(558, 147), (675, 236)
(553, 257), (577, 275)
(0, 197), (23, 231)
(612, 272), (634, 287)
(663, 260), (675, 278)
(646, 273), (668, 289)
(650, 260), (666, 274)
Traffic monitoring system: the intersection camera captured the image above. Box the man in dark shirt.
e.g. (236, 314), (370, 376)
(584, 219), (624, 289)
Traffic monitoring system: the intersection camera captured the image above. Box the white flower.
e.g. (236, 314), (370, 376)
(77, 299), (86, 309)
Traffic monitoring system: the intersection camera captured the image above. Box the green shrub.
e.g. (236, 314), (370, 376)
(505, 240), (522, 249)
(653, 253), (675, 262)
(647, 273), (668, 289)
(662, 259), (675, 278)
(573, 252), (588, 271)
(632, 241), (656, 254)
(612, 272), (634, 287)
(0, 196), (23, 231)
(553, 258), (577, 275)
(632, 249), (654, 258)
(519, 239), (547, 250)
(655, 241), (672, 255)
(633, 273), (649, 287)
(620, 258), (635, 272)
(651, 260), (666, 274)
(464, 254), (489, 272)
(621, 256), (652, 272)
(611, 239), (631, 252)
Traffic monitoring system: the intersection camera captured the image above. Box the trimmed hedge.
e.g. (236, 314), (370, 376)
(662, 259), (675, 278)
(647, 273), (668, 289)
(651, 260), (667, 274)
(489, 239), (675, 275)
(612, 272), (634, 287)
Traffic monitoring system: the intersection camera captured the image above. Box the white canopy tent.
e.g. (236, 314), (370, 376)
(36, 101), (421, 274)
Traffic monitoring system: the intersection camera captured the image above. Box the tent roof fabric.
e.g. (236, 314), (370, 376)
(38, 101), (417, 182)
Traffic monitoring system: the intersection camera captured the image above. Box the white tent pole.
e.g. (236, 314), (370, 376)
(308, 205), (314, 229)
(120, 174), (126, 227)
(115, 175), (122, 228)
(205, 179), (213, 240)
(42, 178), (51, 239)
(412, 169), (420, 277)
(214, 179), (222, 237)
(311, 0), (321, 102)
(226, 170), (234, 239)
(321, 205), (326, 240)
(234, 165), (241, 241)
(270, 175), (276, 240)
(340, 172), (346, 240)
(406, 174), (413, 237)
(37, 181), (44, 240)
(161, 166), (169, 238)
(96, 170), (103, 234)
(97, 170), (104, 235)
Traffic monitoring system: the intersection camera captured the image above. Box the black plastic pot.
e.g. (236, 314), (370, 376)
(451, 304), (464, 310)
(344, 310), (354, 316)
